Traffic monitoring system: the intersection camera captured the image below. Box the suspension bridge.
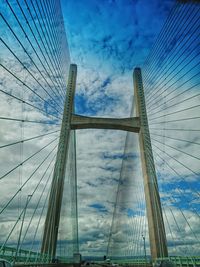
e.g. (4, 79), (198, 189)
(0, 0), (199, 266)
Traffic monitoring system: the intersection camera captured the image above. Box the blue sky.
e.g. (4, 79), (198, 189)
(61, 0), (175, 117)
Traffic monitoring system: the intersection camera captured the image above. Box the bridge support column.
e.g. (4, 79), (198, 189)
(133, 68), (168, 259)
(41, 64), (77, 258)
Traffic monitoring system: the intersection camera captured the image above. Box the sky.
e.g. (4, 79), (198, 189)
(62, 0), (176, 118)
(0, 0), (199, 261)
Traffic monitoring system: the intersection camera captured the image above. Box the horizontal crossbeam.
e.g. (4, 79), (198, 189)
(71, 114), (140, 132)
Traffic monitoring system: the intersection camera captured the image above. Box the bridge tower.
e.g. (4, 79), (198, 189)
(41, 64), (78, 257)
(133, 68), (168, 259)
(41, 64), (168, 260)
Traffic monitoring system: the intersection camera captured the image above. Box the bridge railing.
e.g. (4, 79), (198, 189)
(93, 256), (200, 266)
(155, 256), (200, 267)
(0, 246), (51, 263)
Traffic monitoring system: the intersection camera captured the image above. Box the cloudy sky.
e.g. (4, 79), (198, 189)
(0, 0), (199, 261)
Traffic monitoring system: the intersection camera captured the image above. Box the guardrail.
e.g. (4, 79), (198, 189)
(93, 256), (200, 267)
(1, 247), (200, 267)
(155, 256), (200, 267)
(0, 246), (51, 263)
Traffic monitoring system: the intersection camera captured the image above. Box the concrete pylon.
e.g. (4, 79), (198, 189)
(133, 67), (168, 259)
(42, 64), (167, 260)
(41, 64), (77, 258)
